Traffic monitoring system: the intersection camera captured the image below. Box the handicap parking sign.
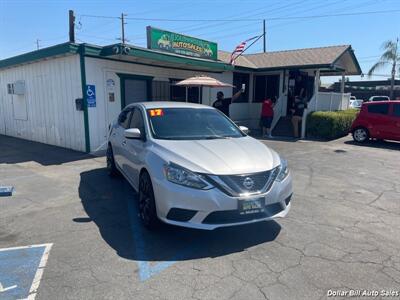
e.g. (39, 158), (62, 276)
(0, 244), (52, 300)
(86, 85), (96, 108)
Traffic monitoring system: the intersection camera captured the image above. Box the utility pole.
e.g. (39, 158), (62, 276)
(263, 19), (266, 53)
(36, 39), (40, 50)
(120, 13), (127, 44)
(69, 10), (75, 43)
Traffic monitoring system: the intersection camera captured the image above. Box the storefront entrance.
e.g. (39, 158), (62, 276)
(286, 71), (314, 115)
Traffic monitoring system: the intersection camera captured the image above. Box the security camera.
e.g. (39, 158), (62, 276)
(113, 46), (120, 54)
(123, 46), (131, 54)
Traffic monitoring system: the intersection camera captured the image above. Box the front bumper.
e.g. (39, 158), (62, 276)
(152, 172), (293, 230)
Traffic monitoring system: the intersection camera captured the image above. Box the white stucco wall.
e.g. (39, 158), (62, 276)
(84, 56), (233, 152)
(0, 54), (86, 151)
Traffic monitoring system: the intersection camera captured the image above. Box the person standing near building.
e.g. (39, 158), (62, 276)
(290, 96), (305, 138)
(212, 89), (243, 118)
(260, 97), (275, 138)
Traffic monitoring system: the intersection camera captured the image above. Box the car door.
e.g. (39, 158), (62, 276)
(123, 107), (147, 190)
(366, 103), (390, 138)
(388, 103), (400, 140)
(112, 108), (133, 169)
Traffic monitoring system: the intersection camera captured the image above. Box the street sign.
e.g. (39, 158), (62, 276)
(147, 26), (218, 60)
(86, 85), (96, 108)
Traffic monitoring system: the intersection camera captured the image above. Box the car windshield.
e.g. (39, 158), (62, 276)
(146, 108), (245, 140)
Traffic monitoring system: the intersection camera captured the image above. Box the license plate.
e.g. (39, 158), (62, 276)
(239, 198), (265, 215)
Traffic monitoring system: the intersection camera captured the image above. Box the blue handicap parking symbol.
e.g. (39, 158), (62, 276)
(86, 85), (96, 108)
(0, 244), (52, 300)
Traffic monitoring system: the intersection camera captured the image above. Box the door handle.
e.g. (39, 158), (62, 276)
(122, 140), (127, 146)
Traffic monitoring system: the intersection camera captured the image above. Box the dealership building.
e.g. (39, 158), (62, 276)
(0, 27), (361, 153)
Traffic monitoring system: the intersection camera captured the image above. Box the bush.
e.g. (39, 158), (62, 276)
(306, 109), (358, 140)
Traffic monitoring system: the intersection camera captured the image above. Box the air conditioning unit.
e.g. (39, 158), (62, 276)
(7, 80), (25, 95)
(13, 80), (25, 95)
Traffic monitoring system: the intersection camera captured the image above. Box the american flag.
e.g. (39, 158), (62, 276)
(230, 35), (260, 65)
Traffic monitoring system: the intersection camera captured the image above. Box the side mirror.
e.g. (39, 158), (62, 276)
(239, 126), (249, 134)
(124, 128), (142, 139)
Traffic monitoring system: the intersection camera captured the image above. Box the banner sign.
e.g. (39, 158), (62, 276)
(146, 26), (218, 60)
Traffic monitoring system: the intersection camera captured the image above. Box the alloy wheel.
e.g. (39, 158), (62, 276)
(354, 128), (368, 143)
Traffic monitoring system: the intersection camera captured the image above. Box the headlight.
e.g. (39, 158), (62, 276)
(164, 163), (213, 190)
(276, 158), (289, 182)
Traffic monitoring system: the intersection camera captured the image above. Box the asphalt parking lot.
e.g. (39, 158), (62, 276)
(0, 134), (399, 300)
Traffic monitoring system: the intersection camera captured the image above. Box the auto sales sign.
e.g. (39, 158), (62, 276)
(146, 26), (218, 60)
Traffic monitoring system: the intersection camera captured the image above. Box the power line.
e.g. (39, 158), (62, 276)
(79, 9), (400, 22)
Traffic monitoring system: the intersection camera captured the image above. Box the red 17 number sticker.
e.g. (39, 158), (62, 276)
(149, 109), (164, 117)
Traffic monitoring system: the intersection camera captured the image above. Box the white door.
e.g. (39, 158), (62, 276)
(124, 79), (148, 106)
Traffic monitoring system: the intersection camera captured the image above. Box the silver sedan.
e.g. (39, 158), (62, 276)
(107, 102), (292, 230)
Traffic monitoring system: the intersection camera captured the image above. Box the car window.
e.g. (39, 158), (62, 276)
(355, 100), (363, 106)
(372, 96), (389, 101)
(129, 108), (145, 134)
(118, 109), (133, 129)
(393, 104), (400, 117)
(367, 104), (389, 115)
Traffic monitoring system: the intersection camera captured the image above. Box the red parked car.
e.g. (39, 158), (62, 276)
(350, 100), (400, 143)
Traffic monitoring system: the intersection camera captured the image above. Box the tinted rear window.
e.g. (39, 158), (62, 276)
(367, 104), (389, 115)
(393, 104), (400, 117)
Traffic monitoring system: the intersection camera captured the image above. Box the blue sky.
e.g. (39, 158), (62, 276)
(0, 0), (399, 83)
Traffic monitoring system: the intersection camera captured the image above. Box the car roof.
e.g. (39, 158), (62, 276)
(364, 100), (400, 105)
(127, 101), (214, 110)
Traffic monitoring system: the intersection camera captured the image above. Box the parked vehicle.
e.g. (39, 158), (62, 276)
(349, 99), (363, 109)
(107, 102), (293, 230)
(351, 100), (400, 143)
(350, 96), (356, 101)
(369, 95), (390, 102)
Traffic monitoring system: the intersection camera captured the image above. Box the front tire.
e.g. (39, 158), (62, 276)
(106, 144), (119, 177)
(352, 127), (369, 143)
(138, 171), (160, 229)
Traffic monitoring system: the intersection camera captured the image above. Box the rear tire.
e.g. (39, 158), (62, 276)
(352, 127), (369, 143)
(138, 171), (160, 229)
(106, 144), (119, 177)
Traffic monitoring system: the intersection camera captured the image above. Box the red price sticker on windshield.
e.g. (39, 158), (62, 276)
(149, 109), (164, 117)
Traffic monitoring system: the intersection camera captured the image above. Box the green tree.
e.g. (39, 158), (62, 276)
(368, 38), (399, 99)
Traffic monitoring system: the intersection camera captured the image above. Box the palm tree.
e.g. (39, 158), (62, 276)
(368, 38), (399, 99)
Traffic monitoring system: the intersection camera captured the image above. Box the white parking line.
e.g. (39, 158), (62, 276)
(27, 243), (53, 300)
(0, 283), (17, 292)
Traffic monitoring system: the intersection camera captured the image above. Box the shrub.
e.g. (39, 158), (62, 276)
(306, 109), (358, 140)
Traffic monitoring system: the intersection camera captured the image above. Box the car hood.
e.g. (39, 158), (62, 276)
(152, 136), (281, 175)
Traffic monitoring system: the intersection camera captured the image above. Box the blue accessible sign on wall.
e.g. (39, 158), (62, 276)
(86, 85), (96, 108)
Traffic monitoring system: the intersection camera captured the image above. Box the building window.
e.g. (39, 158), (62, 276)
(170, 79), (200, 103)
(233, 73), (250, 103)
(254, 75), (280, 103)
(152, 80), (170, 101)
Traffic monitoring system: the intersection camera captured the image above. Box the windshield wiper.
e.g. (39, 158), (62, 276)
(203, 135), (230, 140)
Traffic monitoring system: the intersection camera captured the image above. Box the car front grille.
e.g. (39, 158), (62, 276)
(202, 202), (284, 224)
(205, 167), (280, 197)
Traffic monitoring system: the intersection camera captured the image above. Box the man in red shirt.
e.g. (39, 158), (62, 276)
(260, 98), (275, 138)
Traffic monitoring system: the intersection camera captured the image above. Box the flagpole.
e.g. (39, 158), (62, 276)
(231, 34), (264, 63)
